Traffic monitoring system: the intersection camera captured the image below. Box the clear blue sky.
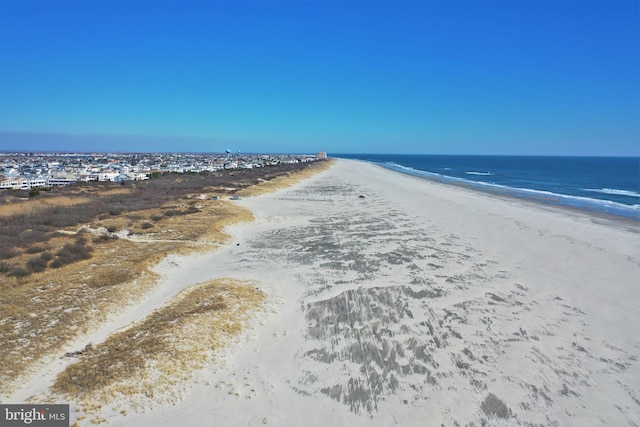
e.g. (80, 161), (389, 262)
(0, 1), (638, 155)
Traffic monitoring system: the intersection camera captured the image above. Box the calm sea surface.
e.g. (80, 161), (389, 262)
(335, 154), (640, 220)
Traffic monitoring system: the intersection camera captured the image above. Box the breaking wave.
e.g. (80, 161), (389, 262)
(465, 171), (493, 176)
(583, 188), (640, 198)
(380, 162), (640, 219)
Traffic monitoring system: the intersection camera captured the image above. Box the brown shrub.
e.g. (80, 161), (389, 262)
(51, 240), (93, 268)
(26, 256), (48, 273)
(8, 266), (30, 278)
(93, 235), (119, 244)
(25, 245), (47, 254)
(0, 247), (19, 260)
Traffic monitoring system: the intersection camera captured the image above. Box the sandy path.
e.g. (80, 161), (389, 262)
(12, 159), (640, 426)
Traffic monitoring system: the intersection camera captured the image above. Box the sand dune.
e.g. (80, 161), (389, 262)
(12, 159), (639, 426)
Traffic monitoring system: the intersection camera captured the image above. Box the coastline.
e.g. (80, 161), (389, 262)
(345, 154), (640, 221)
(9, 158), (640, 426)
(373, 160), (640, 233)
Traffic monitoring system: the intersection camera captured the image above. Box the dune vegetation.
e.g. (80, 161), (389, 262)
(0, 159), (334, 399)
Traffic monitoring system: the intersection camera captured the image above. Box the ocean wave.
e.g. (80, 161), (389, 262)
(465, 171), (493, 176)
(478, 182), (640, 211)
(583, 188), (640, 198)
(386, 163), (432, 175)
(380, 162), (640, 219)
(468, 184), (640, 219)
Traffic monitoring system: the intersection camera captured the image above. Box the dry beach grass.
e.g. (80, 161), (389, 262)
(53, 278), (264, 423)
(0, 159), (332, 401)
(238, 158), (335, 196)
(0, 196), (92, 217)
(0, 200), (250, 397)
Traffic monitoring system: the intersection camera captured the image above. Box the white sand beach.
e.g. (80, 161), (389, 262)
(11, 159), (640, 426)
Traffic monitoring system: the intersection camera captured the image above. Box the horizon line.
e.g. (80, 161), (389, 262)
(1, 150), (638, 159)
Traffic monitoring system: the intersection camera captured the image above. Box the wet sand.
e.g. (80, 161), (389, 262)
(22, 158), (640, 426)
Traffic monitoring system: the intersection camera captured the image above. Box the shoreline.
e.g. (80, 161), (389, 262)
(354, 157), (640, 222)
(8, 158), (640, 426)
(371, 161), (639, 233)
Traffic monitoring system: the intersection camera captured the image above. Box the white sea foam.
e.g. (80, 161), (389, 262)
(477, 182), (640, 212)
(584, 188), (640, 198)
(381, 162), (640, 218)
(465, 171), (493, 176)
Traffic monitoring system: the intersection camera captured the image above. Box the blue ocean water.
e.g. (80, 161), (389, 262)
(335, 154), (640, 220)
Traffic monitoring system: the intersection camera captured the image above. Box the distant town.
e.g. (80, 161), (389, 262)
(0, 151), (328, 190)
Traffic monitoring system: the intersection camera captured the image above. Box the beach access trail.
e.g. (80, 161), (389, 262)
(31, 159), (640, 426)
